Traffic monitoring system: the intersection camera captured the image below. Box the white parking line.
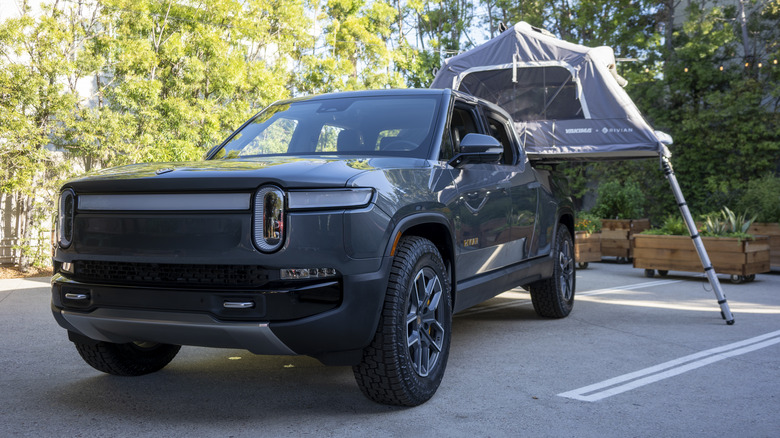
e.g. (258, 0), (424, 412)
(558, 330), (780, 402)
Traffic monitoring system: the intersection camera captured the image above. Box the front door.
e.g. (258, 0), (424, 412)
(448, 104), (515, 280)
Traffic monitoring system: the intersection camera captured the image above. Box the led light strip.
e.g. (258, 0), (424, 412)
(78, 193), (251, 211)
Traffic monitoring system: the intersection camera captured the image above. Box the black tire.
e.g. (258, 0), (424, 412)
(577, 262), (589, 269)
(73, 339), (181, 376)
(644, 269), (655, 278)
(352, 236), (452, 406)
(658, 270), (669, 277)
(529, 224), (575, 318)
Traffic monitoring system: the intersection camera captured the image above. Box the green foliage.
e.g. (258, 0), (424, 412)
(297, 0), (405, 93)
(641, 215), (689, 236)
(593, 180), (646, 219)
(735, 173), (780, 223)
(702, 207), (756, 238)
(575, 211), (601, 233)
(636, 2), (780, 215)
(1, 0), (778, 268)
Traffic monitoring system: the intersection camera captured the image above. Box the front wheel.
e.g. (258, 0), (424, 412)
(73, 338), (181, 376)
(529, 224), (575, 318)
(353, 236), (452, 406)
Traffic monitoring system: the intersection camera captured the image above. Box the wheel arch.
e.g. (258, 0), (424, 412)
(386, 214), (457, 307)
(558, 211), (575, 240)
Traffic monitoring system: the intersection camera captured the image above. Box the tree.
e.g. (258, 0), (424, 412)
(297, 0), (404, 93)
(67, 0), (312, 167)
(1, 0), (314, 269)
(0, 0), (92, 270)
(640, 3), (780, 214)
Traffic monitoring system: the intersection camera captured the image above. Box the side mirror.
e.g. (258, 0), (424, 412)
(448, 133), (503, 167)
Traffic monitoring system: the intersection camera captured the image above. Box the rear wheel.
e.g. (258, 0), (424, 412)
(353, 236), (452, 406)
(530, 224), (575, 318)
(73, 338), (181, 376)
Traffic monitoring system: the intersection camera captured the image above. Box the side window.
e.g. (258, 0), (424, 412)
(486, 114), (516, 165)
(439, 129), (454, 161)
(449, 106), (479, 153)
(316, 125), (343, 152)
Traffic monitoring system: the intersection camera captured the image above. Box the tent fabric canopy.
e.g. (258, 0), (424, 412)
(431, 22), (670, 161)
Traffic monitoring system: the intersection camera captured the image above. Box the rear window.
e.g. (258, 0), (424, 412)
(457, 66), (584, 121)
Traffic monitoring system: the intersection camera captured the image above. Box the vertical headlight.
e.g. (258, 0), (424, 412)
(58, 189), (75, 248)
(253, 186), (285, 252)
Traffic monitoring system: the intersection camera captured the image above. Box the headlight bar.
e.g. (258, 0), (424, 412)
(58, 189), (75, 248)
(287, 188), (373, 210)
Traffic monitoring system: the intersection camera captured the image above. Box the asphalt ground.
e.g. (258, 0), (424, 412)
(1, 262), (778, 437)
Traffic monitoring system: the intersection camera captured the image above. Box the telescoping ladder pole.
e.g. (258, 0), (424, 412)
(660, 154), (735, 325)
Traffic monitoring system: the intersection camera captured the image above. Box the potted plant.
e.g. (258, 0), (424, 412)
(737, 174), (780, 270)
(633, 208), (770, 283)
(575, 212), (601, 269)
(593, 180), (649, 262)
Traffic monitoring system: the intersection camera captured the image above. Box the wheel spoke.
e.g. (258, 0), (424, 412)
(421, 323), (443, 352)
(425, 275), (440, 302)
(408, 329), (420, 348)
(405, 266), (447, 378)
(414, 271), (427, 307)
(418, 339), (430, 374)
(414, 341), (423, 372)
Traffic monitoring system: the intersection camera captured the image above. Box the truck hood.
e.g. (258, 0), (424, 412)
(64, 156), (430, 193)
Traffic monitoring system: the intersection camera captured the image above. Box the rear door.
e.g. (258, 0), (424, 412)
(481, 108), (540, 258)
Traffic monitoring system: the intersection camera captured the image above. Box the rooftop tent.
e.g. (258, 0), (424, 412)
(430, 21), (670, 161)
(431, 22), (737, 325)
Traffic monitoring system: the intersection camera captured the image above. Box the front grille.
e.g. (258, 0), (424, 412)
(70, 261), (272, 288)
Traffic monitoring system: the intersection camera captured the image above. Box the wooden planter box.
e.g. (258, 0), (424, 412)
(575, 231), (601, 268)
(600, 219), (650, 260)
(748, 223), (780, 270)
(633, 234), (770, 282)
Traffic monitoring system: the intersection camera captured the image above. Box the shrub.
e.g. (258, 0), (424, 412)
(642, 215), (689, 236)
(593, 180), (645, 219)
(735, 174), (780, 223)
(702, 207), (756, 238)
(575, 211), (602, 233)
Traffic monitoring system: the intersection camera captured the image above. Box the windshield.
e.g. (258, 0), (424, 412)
(211, 95), (442, 160)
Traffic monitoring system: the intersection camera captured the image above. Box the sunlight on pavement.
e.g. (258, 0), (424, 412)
(576, 294), (780, 314)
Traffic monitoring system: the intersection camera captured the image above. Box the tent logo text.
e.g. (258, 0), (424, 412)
(602, 127), (634, 134)
(565, 128), (592, 134)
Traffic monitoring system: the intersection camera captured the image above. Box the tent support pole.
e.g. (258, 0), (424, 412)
(661, 154), (735, 325)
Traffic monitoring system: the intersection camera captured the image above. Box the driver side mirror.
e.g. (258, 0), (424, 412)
(448, 133), (503, 167)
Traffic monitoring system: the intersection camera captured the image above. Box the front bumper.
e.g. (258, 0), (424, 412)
(51, 256), (392, 365)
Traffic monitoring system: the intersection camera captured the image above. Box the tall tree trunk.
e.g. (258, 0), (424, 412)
(16, 193), (34, 272)
(664, 0), (675, 58)
(737, 0), (751, 61)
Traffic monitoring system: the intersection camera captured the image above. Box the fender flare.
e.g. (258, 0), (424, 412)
(382, 212), (455, 258)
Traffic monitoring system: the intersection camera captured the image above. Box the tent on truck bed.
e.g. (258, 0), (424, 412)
(431, 21), (670, 161)
(431, 22), (735, 324)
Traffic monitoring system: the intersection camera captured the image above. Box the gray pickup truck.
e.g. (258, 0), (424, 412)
(52, 88), (574, 406)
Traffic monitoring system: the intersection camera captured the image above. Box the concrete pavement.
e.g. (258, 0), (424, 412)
(1, 264), (778, 437)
